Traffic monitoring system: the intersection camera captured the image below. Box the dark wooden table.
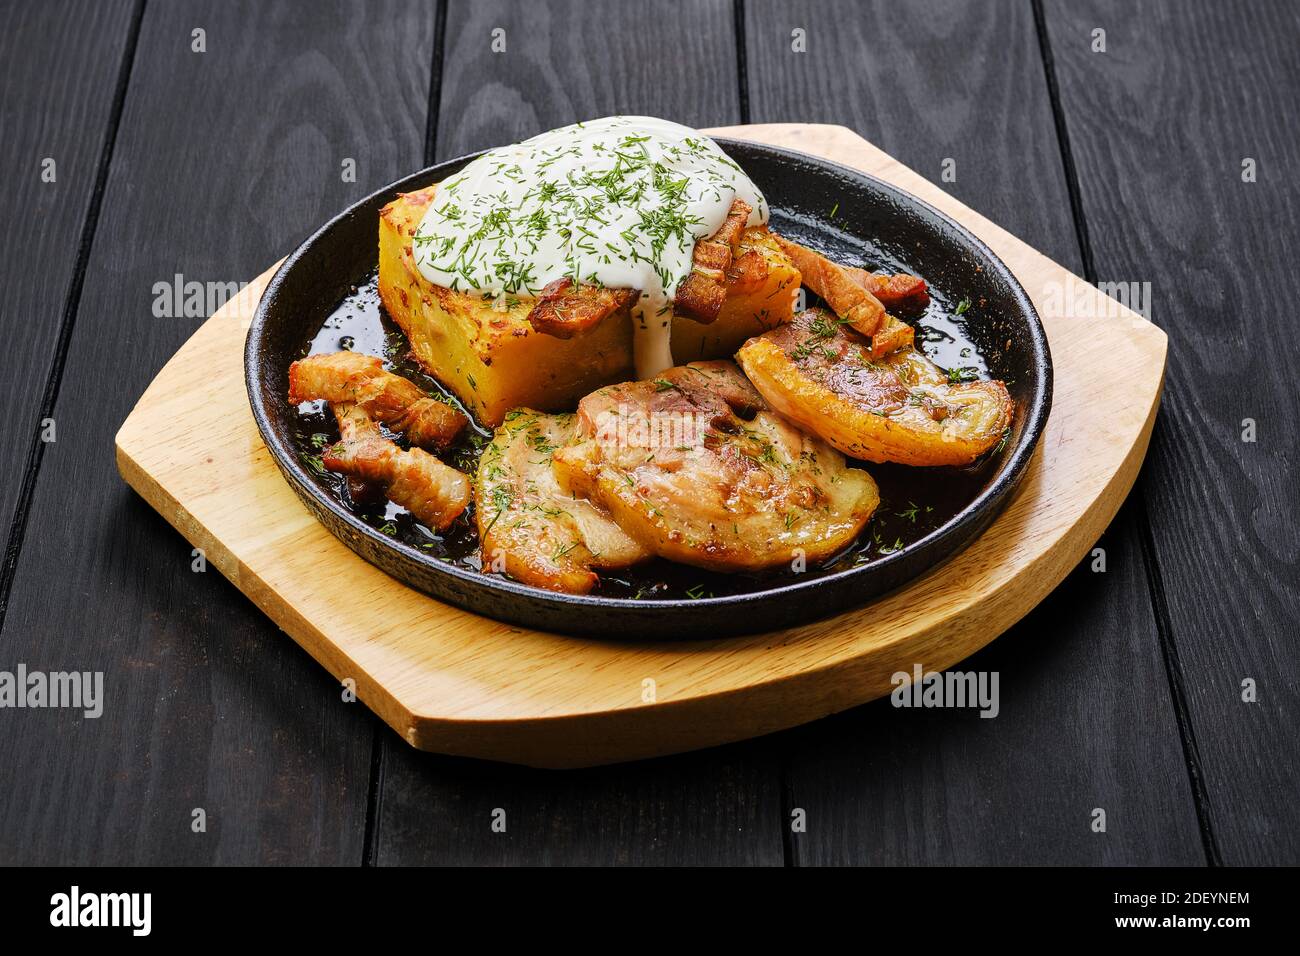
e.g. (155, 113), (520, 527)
(1, 0), (1295, 866)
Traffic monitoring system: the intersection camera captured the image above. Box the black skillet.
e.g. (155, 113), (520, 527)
(246, 140), (1052, 639)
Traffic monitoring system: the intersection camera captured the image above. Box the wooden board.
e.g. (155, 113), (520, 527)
(114, 123), (1167, 769)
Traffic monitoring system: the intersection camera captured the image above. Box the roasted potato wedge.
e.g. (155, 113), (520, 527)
(552, 361), (879, 573)
(737, 310), (1013, 467)
(476, 409), (648, 594)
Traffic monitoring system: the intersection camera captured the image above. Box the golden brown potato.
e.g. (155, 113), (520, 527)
(737, 309), (1013, 467)
(378, 186), (799, 426)
(552, 361), (879, 573)
(476, 409), (648, 594)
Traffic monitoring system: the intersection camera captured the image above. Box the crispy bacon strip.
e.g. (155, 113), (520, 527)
(525, 278), (636, 339)
(844, 266), (929, 310)
(772, 234), (887, 337)
(659, 359), (768, 417)
(723, 248), (771, 296)
(288, 351), (467, 450)
(867, 314), (915, 358)
(524, 198), (756, 335)
(843, 267), (926, 357)
(323, 403), (471, 532)
(674, 198), (752, 323)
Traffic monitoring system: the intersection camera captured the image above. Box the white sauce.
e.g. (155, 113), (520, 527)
(412, 116), (768, 379)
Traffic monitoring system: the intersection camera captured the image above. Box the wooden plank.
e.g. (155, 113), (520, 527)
(745, 0), (1084, 268)
(745, 0), (1202, 864)
(0, 0), (137, 602)
(780, 502), (1201, 865)
(432, 0), (742, 157)
(377, 742), (785, 866)
(0, 0), (434, 865)
(1044, 0), (1300, 865)
(372, 0), (785, 865)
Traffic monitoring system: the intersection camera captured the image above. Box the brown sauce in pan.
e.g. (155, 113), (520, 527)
(289, 270), (1006, 600)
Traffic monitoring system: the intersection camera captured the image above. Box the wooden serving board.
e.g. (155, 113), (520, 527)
(115, 125), (1166, 768)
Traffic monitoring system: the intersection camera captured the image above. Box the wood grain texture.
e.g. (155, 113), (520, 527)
(744, 0), (1203, 865)
(745, 0), (1082, 267)
(781, 501), (1201, 865)
(381, 0), (784, 866)
(433, 0), (741, 157)
(2, 0), (1274, 868)
(114, 124), (1167, 780)
(1044, 0), (1300, 865)
(0, 0), (136, 579)
(0, 0), (435, 865)
(376, 740), (784, 865)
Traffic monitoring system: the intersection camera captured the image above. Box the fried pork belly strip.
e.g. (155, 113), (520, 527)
(525, 278), (637, 339)
(552, 360), (879, 573)
(772, 234), (887, 337)
(867, 314), (915, 358)
(774, 236), (927, 358)
(674, 198), (753, 323)
(844, 267), (927, 357)
(843, 266), (929, 310)
(522, 198), (756, 337)
(737, 309), (1013, 467)
(288, 351), (467, 450)
(475, 409), (649, 594)
(323, 403), (471, 531)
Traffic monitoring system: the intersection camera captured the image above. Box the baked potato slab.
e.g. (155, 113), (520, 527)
(378, 186), (799, 426)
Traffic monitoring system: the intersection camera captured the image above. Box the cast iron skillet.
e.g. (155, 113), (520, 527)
(246, 140), (1052, 639)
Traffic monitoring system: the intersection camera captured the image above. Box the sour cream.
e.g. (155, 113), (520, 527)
(412, 116), (768, 379)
